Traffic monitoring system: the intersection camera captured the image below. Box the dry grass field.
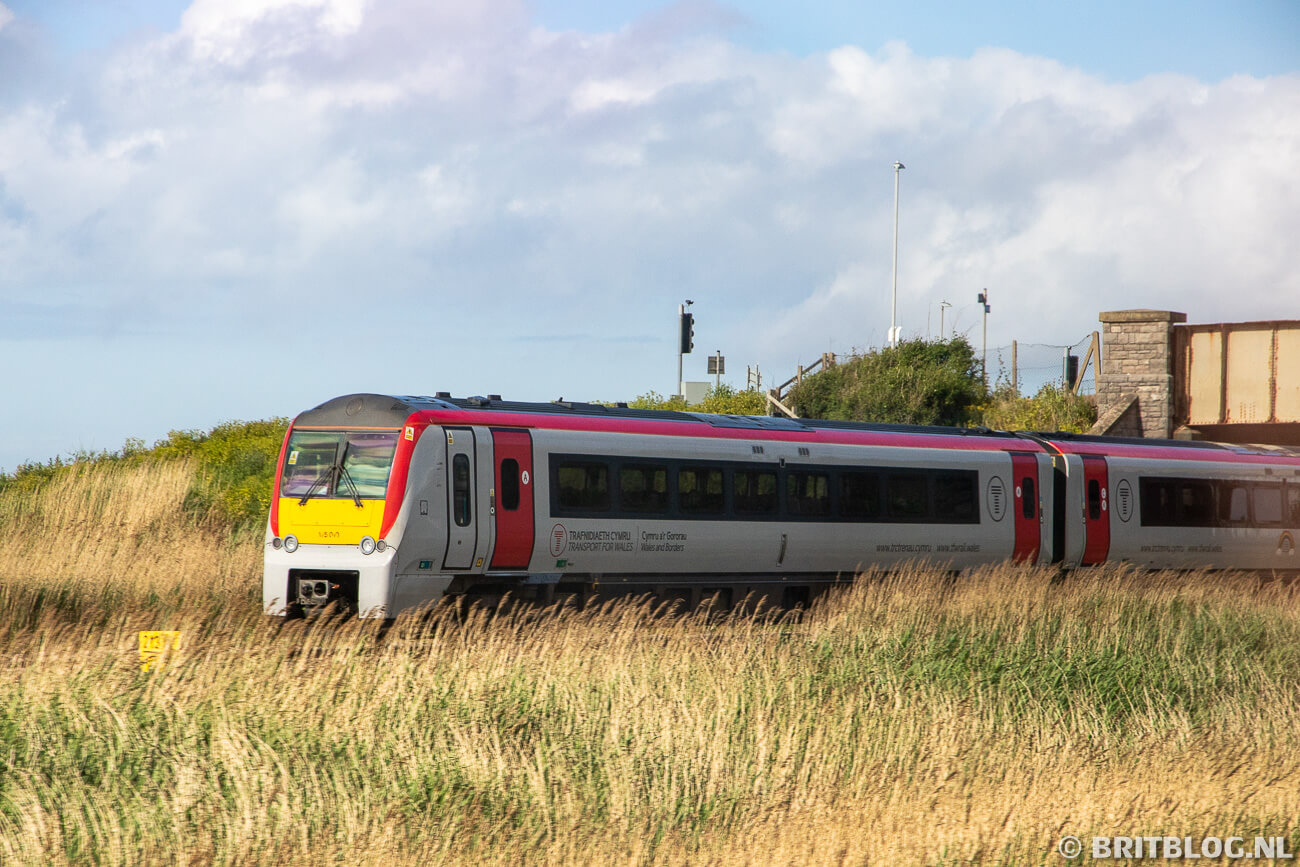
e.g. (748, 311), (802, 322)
(1, 460), (1299, 865)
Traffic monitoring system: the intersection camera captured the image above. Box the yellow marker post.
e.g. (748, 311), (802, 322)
(139, 631), (181, 672)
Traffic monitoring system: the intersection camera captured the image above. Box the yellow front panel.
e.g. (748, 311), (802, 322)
(278, 498), (386, 545)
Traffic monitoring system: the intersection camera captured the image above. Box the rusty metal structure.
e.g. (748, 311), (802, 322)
(1173, 320), (1300, 445)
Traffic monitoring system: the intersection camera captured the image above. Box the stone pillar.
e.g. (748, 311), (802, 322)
(1097, 310), (1187, 439)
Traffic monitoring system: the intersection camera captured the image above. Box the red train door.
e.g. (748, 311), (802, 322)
(489, 429), (534, 570)
(1011, 454), (1040, 563)
(1081, 455), (1110, 565)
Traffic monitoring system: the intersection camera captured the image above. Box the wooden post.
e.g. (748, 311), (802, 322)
(1074, 331), (1100, 395)
(1011, 340), (1018, 396)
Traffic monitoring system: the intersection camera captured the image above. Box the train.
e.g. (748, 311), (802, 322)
(262, 392), (1300, 618)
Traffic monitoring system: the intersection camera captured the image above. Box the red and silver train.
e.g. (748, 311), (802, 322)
(263, 393), (1300, 618)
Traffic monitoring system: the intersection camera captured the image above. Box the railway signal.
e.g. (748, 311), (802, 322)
(677, 300), (694, 399)
(679, 311), (694, 354)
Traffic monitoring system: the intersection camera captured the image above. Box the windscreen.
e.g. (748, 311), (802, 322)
(280, 430), (399, 499)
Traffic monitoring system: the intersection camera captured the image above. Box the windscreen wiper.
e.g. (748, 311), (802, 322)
(336, 464), (363, 508)
(298, 465), (337, 506)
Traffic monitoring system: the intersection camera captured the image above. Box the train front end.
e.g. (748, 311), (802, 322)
(263, 395), (423, 618)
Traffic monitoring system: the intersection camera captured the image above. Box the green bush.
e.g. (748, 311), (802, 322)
(787, 337), (985, 426)
(622, 385), (767, 416)
(980, 383), (1098, 433)
(0, 418), (289, 531)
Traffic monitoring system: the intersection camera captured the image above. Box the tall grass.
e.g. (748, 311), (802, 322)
(0, 462), (1298, 864)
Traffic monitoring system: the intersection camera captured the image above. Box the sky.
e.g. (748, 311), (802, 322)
(0, 0), (1297, 473)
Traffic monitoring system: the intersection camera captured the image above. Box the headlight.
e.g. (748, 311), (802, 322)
(376, 539), (388, 552)
(271, 537), (282, 549)
(360, 536), (376, 556)
(283, 535), (299, 553)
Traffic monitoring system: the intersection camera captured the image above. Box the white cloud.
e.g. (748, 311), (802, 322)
(179, 0), (369, 64)
(0, 4), (12, 33)
(0, 0), (1297, 468)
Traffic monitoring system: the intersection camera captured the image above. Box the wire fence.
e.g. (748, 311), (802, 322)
(753, 334), (1101, 402)
(983, 334), (1097, 396)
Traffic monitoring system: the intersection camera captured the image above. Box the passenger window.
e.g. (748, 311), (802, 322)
(1021, 476), (1036, 519)
(452, 454), (471, 527)
(1087, 479), (1102, 521)
(1288, 485), (1300, 527)
(734, 470), (778, 514)
(886, 473), (928, 521)
(1253, 485), (1283, 525)
(620, 465), (668, 513)
(786, 472), (831, 516)
(840, 472), (880, 520)
(1140, 478), (1178, 526)
(1218, 484), (1249, 525)
(934, 472), (977, 523)
(500, 458), (520, 511)
(1180, 481), (1215, 525)
(679, 467), (724, 514)
(557, 462), (609, 511)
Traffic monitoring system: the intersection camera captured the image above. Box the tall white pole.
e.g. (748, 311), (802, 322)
(890, 161), (905, 347)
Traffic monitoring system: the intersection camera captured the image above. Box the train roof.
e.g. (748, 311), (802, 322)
(292, 393), (1300, 464)
(294, 393), (1028, 448)
(1037, 431), (1300, 463)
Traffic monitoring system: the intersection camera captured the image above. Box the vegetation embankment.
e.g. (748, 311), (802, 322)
(629, 338), (1098, 432)
(778, 337), (1098, 432)
(0, 460), (1298, 864)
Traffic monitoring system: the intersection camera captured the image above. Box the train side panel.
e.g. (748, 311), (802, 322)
(1106, 456), (1299, 573)
(522, 428), (1030, 578)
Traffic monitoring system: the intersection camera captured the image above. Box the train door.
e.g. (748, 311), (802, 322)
(489, 429), (534, 569)
(1081, 455), (1110, 565)
(443, 427), (477, 570)
(1011, 453), (1041, 563)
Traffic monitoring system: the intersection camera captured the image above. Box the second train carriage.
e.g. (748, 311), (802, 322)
(263, 393), (1300, 618)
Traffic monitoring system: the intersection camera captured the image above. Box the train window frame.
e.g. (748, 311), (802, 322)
(1287, 483), (1300, 528)
(885, 472), (929, 522)
(786, 471), (831, 518)
(840, 471), (880, 521)
(733, 469), (779, 516)
(554, 460), (611, 514)
(1179, 480), (1216, 526)
(1253, 483), (1283, 526)
(619, 464), (669, 514)
(1021, 475), (1036, 520)
(452, 454), (472, 527)
(279, 430), (399, 500)
(547, 453), (980, 526)
(500, 458), (521, 511)
(1218, 483), (1250, 525)
(1087, 479), (1102, 521)
(678, 466), (725, 515)
(1140, 477), (1179, 526)
(933, 471), (979, 524)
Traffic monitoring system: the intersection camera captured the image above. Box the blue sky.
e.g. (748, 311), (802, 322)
(9, 0), (1300, 78)
(0, 0), (1297, 473)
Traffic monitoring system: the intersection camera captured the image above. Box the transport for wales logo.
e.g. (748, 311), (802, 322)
(549, 523), (567, 557)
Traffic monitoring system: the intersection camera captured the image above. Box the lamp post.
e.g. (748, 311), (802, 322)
(939, 300), (951, 339)
(890, 160), (905, 347)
